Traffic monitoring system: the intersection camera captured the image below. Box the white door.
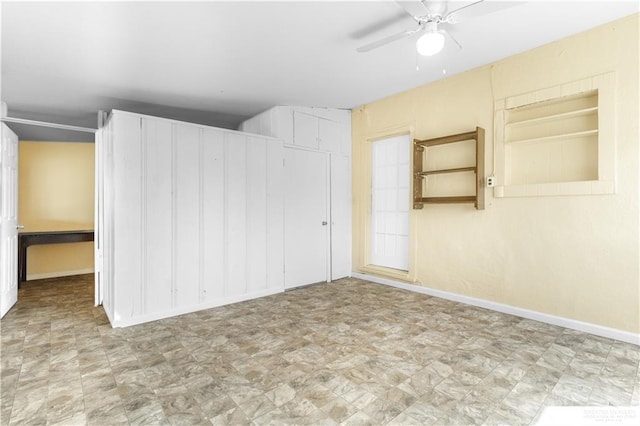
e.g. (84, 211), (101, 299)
(371, 134), (410, 271)
(284, 148), (329, 289)
(330, 154), (351, 280)
(94, 125), (104, 306)
(0, 124), (19, 318)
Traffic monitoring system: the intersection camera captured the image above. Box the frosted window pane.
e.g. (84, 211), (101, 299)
(371, 134), (410, 271)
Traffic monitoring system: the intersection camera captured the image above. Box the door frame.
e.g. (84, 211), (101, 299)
(0, 115), (99, 311)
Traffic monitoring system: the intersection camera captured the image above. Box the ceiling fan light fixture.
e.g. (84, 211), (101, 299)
(416, 31), (445, 56)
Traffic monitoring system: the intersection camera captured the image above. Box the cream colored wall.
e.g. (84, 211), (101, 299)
(352, 15), (639, 334)
(19, 141), (94, 279)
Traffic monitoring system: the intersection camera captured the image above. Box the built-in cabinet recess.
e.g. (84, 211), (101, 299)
(493, 73), (615, 197)
(413, 127), (485, 210)
(503, 91), (598, 186)
(239, 106), (351, 286)
(97, 110), (284, 327)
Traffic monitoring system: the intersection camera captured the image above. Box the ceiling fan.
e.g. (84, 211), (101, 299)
(356, 0), (502, 56)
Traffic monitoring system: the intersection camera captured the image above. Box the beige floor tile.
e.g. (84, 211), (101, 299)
(1, 274), (638, 426)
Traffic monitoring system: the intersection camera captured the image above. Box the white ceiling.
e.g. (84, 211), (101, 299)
(1, 0), (638, 141)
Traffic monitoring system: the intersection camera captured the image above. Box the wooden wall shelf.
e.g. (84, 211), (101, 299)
(413, 127), (485, 210)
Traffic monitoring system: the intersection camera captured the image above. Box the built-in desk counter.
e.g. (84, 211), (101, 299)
(18, 230), (94, 284)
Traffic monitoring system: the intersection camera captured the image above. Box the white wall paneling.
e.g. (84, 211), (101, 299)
(112, 112), (143, 321)
(226, 132), (248, 296)
(174, 123), (201, 307)
(239, 106), (352, 285)
(293, 111), (320, 150)
(201, 128), (225, 300)
(246, 136), (268, 294)
(99, 110), (284, 327)
(319, 118), (342, 155)
(265, 139), (284, 291)
(144, 118), (173, 313)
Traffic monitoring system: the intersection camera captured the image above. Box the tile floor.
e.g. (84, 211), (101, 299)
(1, 275), (638, 425)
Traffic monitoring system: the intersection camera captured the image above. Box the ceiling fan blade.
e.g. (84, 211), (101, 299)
(441, 28), (462, 50)
(395, 0), (429, 18)
(444, 0), (484, 23)
(444, 0), (519, 24)
(349, 10), (408, 40)
(356, 27), (423, 53)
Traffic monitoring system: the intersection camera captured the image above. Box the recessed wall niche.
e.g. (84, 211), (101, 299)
(494, 73), (615, 197)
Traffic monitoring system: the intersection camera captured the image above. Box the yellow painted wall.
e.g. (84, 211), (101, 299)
(18, 141), (94, 279)
(352, 15), (639, 333)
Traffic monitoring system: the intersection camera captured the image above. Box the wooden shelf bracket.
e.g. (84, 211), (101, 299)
(413, 127), (485, 210)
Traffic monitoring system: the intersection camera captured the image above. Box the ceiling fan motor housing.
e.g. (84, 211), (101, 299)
(424, 21), (439, 32)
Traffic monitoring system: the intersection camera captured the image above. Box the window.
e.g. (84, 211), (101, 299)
(494, 73), (615, 197)
(370, 134), (410, 271)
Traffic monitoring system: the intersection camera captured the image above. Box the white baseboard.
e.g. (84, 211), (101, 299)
(27, 268), (94, 281)
(110, 287), (284, 328)
(352, 272), (640, 346)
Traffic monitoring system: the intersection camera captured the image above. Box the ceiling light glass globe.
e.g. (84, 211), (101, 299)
(416, 32), (445, 56)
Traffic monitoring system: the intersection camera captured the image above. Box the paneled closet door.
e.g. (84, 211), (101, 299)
(284, 147), (329, 289)
(330, 154), (351, 280)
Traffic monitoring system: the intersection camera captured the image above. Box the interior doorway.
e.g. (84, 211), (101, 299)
(0, 117), (98, 318)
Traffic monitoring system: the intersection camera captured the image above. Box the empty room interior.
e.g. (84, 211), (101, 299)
(0, 1), (639, 425)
